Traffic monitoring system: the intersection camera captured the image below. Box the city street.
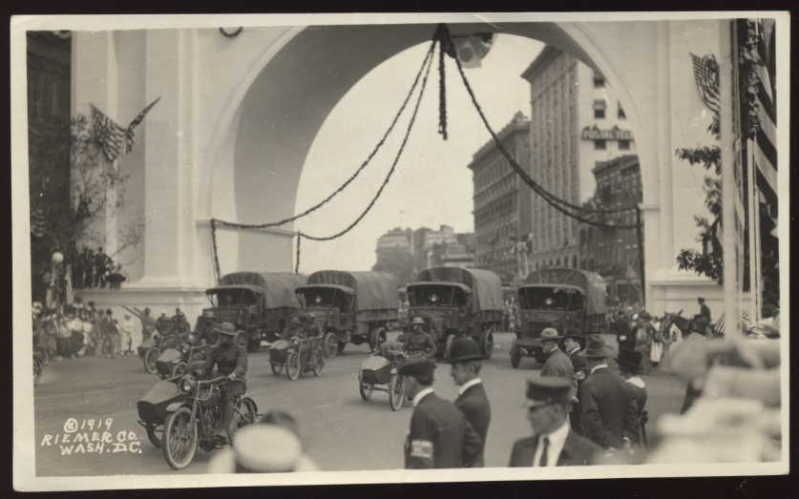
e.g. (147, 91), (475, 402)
(34, 332), (686, 476)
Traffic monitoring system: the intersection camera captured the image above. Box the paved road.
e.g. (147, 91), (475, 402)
(34, 333), (685, 476)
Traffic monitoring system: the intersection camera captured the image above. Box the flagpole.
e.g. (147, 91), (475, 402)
(719, 20), (741, 338)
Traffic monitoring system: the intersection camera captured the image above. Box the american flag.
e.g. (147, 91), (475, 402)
(690, 53), (721, 122)
(750, 19), (778, 224)
(90, 97), (161, 163)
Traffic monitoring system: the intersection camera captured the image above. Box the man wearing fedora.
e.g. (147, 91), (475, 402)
(578, 335), (639, 450)
(449, 336), (491, 466)
(203, 321), (249, 443)
(400, 359), (482, 468)
(509, 374), (601, 466)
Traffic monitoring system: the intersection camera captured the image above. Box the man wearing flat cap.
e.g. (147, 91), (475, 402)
(203, 321), (248, 443)
(449, 336), (491, 466)
(577, 335), (639, 450)
(509, 374), (601, 466)
(400, 359), (482, 468)
(539, 328), (575, 383)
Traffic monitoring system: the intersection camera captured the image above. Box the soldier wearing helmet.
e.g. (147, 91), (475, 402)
(399, 316), (436, 358)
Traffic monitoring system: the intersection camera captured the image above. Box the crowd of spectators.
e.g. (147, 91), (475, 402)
(71, 246), (127, 289)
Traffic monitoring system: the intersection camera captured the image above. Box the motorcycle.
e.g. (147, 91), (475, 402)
(140, 332), (189, 375)
(145, 374), (258, 470)
(269, 335), (324, 381)
(154, 335), (210, 379)
(357, 342), (427, 411)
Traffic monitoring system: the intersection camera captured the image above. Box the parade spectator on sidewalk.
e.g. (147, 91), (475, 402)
(509, 374), (601, 466)
(633, 311), (655, 374)
(578, 335), (639, 451)
(119, 313), (135, 356)
(617, 350), (648, 447)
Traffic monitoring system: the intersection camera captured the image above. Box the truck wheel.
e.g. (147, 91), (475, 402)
(510, 344), (521, 369)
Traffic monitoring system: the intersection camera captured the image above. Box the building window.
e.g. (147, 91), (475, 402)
(617, 103), (627, 119)
(594, 140), (607, 150)
(593, 99), (606, 119)
(618, 140), (631, 150)
(593, 73), (606, 87)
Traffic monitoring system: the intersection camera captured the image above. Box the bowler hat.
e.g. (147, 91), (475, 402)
(448, 336), (483, 363)
(525, 374), (572, 407)
(539, 327), (562, 341)
(579, 334), (614, 359)
(617, 349), (642, 373)
(411, 316), (426, 326)
(398, 358), (436, 378)
(214, 321), (238, 336)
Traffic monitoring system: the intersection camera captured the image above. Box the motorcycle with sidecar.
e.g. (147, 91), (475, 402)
(357, 341), (429, 411)
(269, 333), (325, 380)
(137, 371), (258, 470)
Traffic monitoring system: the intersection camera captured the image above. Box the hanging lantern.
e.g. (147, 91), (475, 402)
(51, 251), (64, 265)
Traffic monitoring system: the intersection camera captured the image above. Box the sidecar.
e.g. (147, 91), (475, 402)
(136, 379), (187, 448)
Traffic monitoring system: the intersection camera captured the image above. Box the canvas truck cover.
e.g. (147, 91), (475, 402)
(218, 272), (307, 309)
(306, 270), (399, 311)
(413, 267), (504, 313)
(523, 268), (608, 315)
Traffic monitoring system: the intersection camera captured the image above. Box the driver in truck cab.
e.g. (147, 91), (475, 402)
(203, 321), (248, 443)
(399, 316), (436, 358)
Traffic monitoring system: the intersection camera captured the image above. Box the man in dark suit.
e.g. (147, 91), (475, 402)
(578, 335), (639, 450)
(449, 336), (491, 467)
(400, 359), (482, 468)
(539, 328), (574, 381)
(563, 334), (587, 434)
(509, 374), (601, 467)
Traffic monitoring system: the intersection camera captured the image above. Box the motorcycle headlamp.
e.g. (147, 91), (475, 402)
(180, 376), (195, 393)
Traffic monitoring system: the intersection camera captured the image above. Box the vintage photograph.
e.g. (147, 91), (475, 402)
(11, 12), (789, 491)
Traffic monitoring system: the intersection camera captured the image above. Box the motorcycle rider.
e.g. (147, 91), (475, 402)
(203, 321), (248, 443)
(399, 316), (436, 358)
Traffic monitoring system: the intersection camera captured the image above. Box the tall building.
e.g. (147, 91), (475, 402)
(467, 112), (531, 283)
(579, 154), (643, 305)
(521, 46), (637, 272)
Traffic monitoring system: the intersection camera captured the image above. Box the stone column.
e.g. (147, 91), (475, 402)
(136, 29), (197, 287)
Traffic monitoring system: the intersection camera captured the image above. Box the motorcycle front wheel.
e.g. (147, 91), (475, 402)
(143, 348), (159, 374)
(162, 407), (198, 470)
(270, 362), (283, 376)
(388, 373), (405, 411)
(286, 351), (301, 381)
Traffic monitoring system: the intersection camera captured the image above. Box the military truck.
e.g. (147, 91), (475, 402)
(510, 268), (609, 368)
(405, 267), (504, 359)
(294, 270), (399, 357)
(196, 272), (307, 351)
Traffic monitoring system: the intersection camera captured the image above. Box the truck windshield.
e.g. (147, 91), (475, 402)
(518, 287), (584, 311)
(207, 288), (259, 307)
(298, 288), (350, 310)
(408, 285), (462, 307)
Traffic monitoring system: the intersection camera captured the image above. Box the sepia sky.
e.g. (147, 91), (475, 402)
(294, 34), (543, 273)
